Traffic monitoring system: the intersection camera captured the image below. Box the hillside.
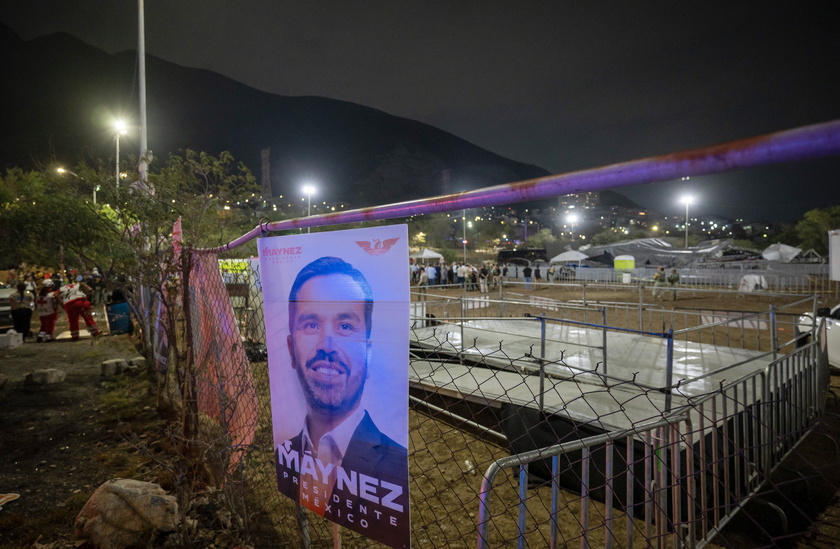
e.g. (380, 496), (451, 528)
(0, 23), (564, 208)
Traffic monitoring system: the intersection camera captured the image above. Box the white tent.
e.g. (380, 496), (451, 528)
(550, 250), (588, 263)
(761, 243), (801, 262)
(410, 248), (444, 262)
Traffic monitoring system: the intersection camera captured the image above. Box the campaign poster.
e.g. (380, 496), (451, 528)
(258, 225), (410, 549)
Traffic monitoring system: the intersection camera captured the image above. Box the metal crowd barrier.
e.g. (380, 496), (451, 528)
(475, 338), (827, 548)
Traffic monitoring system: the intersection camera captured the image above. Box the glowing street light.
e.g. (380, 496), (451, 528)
(566, 213), (580, 241)
(681, 195), (693, 248)
(56, 167), (99, 205)
(114, 120), (128, 189)
(302, 184), (315, 233)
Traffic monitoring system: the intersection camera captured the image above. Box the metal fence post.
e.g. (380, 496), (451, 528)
(601, 307), (608, 380)
(638, 284), (644, 331)
(499, 278), (506, 316)
(770, 304), (778, 361)
(539, 315), (547, 413)
(665, 329), (674, 413)
(460, 295), (466, 360)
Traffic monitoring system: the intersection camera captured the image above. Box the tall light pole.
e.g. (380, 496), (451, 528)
(114, 120), (127, 189)
(302, 184), (315, 233)
(462, 209), (467, 264)
(566, 213), (579, 242)
(681, 195), (693, 248)
(137, 0), (149, 192)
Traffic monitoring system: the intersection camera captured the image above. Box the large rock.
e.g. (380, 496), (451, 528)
(24, 368), (66, 385)
(74, 479), (179, 549)
(0, 330), (23, 349)
(101, 358), (129, 378)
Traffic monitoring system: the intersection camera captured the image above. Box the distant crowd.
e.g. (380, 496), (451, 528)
(5, 266), (110, 342)
(412, 261), (500, 293)
(410, 261), (570, 293)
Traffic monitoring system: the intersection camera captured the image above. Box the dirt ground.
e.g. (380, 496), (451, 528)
(1, 285), (840, 548)
(0, 317), (161, 548)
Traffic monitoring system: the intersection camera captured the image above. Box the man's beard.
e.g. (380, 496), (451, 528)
(296, 349), (366, 416)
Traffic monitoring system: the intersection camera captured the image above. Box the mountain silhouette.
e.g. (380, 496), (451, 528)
(0, 23), (560, 208)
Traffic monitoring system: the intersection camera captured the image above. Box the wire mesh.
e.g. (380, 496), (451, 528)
(169, 250), (836, 548)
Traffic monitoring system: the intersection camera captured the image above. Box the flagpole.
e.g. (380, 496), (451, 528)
(137, 0), (152, 354)
(138, 0), (149, 191)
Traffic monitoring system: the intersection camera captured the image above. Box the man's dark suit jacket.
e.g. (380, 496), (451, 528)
(275, 410), (409, 548)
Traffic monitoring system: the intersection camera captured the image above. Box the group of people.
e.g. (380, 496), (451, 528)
(6, 268), (102, 342)
(411, 260), (683, 301)
(411, 260), (568, 293)
(652, 266), (681, 300)
(412, 261), (505, 293)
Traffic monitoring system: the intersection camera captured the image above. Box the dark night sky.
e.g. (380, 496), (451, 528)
(2, 1), (839, 222)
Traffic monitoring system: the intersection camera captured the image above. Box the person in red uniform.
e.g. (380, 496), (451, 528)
(57, 275), (101, 341)
(35, 279), (59, 342)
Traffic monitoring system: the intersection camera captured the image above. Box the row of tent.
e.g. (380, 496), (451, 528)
(410, 248), (590, 264)
(576, 239), (807, 267)
(411, 240), (811, 267)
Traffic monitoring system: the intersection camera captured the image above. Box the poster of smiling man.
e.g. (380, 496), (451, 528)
(258, 225), (410, 549)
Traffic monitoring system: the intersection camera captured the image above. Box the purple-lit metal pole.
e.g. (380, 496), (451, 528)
(197, 119), (840, 254)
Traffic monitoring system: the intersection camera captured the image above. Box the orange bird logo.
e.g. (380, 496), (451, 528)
(355, 238), (400, 256)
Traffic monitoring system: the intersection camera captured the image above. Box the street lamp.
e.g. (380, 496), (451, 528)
(462, 209), (467, 264)
(566, 213), (579, 241)
(57, 167), (99, 205)
(302, 184), (315, 233)
(681, 195), (693, 248)
(114, 120), (127, 189)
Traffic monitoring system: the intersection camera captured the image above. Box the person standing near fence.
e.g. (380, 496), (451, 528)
(9, 282), (34, 340)
(478, 264), (489, 293)
(523, 265), (533, 291)
(35, 279), (59, 342)
(426, 264), (437, 287)
(652, 266), (666, 300)
(668, 268), (680, 301)
(417, 266), (428, 297)
(466, 265), (477, 291)
(457, 263), (468, 287)
(57, 275), (101, 341)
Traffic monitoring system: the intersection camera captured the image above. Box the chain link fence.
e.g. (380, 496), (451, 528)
(158, 247), (835, 548)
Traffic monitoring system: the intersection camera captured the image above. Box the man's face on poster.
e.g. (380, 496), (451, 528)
(288, 274), (370, 417)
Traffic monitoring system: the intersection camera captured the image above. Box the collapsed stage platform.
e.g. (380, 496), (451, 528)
(409, 316), (776, 433)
